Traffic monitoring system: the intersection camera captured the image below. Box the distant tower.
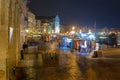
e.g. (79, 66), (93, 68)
(55, 15), (60, 34)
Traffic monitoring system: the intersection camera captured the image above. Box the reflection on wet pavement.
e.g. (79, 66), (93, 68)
(86, 59), (120, 80)
(16, 49), (120, 80)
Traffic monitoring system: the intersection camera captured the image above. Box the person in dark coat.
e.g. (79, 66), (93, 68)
(22, 42), (28, 53)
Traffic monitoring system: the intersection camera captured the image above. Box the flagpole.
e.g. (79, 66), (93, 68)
(94, 21), (96, 33)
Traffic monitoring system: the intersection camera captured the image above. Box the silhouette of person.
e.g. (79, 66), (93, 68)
(22, 42), (28, 53)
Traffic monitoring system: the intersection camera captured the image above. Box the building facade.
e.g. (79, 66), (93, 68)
(55, 15), (60, 34)
(36, 20), (42, 34)
(36, 15), (60, 35)
(0, 0), (26, 80)
(27, 11), (36, 37)
(20, 0), (29, 45)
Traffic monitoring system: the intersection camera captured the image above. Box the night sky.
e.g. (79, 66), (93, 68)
(29, 0), (120, 28)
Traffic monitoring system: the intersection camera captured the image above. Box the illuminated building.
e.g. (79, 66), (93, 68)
(36, 15), (60, 34)
(27, 11), (36, 36)
(55, 15), (60, 34)
(28, 11), (36, 28)
(0, 0), (28, 80)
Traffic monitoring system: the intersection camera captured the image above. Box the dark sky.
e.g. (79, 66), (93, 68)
(29, 0), (120, 28)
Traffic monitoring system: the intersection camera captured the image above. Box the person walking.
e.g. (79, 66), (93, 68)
(22, 42), (28, 53)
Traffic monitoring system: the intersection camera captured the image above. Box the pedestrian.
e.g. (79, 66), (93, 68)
(87, 41), (90, 52)
(22, 42), (28, 53)
(21, 50), (24, 59)
(79, 43), (81, 52)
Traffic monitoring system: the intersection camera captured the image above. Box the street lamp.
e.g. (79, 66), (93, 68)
(25, 29), (29, 33)
(72, 26), (75, 30)
(71, 26), (75, 38)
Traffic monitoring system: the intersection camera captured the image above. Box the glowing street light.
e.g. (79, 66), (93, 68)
(72, 26), (75, 30)
(25, 29), (29, 33)
(71, 26), (76, 38)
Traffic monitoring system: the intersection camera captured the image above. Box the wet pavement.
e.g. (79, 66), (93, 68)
(15, 42), (120, 80)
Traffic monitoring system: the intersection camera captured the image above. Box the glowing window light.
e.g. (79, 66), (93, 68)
(89, 35), (95, 40)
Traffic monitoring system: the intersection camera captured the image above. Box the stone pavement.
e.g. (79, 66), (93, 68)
(15, 42), (120, 80)
(86, 47), (120, 59)
(15, 42), (86, 80)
